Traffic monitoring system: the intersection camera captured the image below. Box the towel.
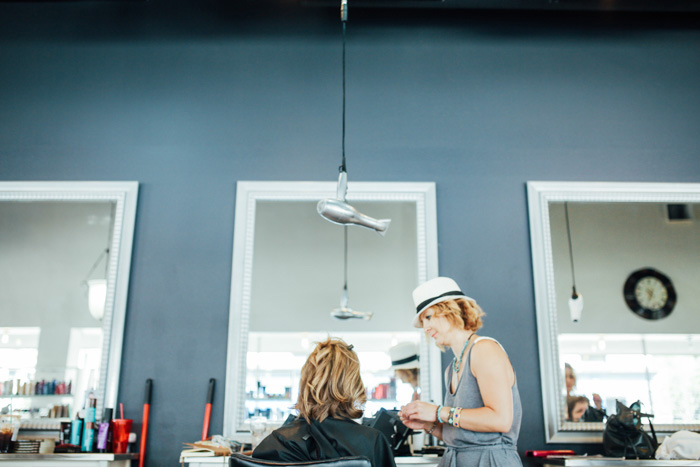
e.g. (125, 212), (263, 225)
(655, 430), (700, 460)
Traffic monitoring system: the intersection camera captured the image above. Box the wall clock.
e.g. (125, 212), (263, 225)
(623, 268), (677, 320)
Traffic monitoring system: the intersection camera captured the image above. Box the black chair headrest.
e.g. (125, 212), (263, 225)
(229, 453), (371, 467)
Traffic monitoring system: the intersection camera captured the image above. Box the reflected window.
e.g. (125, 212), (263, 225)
(0, 327), (41, 395)
(245, 331), (420, 425)
(560, 333), (700, 424)
(66, 327), (103, 405)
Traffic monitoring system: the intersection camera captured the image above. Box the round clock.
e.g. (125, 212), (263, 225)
(623, 268), (676, 320)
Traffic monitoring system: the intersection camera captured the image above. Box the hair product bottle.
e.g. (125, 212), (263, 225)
(81, 398), (97, 452)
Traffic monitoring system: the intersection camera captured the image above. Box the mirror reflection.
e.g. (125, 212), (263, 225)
(224, 182), (440, 436)
(0, 201), (112, 422)
(527, 182), (700, 443)
(550, 201), (700, 425)
(0, 182), (138, 430)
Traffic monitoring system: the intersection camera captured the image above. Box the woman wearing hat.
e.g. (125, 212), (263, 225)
(398, 277), (523, 466)
(389, 341), (421, 402)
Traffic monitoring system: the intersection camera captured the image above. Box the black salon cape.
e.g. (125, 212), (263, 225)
(252, 416), (396, 467)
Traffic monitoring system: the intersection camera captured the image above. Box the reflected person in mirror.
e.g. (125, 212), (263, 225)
(566, 396), (590, 422)
(252, 338), (396, 467)
(399, 277), (522, 467)
(389, 342), (420, 402)
(564, 363), (606, 422)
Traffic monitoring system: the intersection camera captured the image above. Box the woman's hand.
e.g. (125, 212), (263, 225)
(400, 402), (443, 439)
(401, 418), (435, 432)
(592, 393), (603, 410)
(399, 401), (437, 426)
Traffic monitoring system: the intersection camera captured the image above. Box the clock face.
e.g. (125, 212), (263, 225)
(624, 268), (676, 320)
(634, 276), (668, 311)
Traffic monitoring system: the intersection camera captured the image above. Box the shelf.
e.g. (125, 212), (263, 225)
(0, 394), (73, 399)
(246, 398), (291, 402)
(245, 399), (293, 406)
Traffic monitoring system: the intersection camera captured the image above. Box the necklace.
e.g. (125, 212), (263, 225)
(452, 333), (475, 374)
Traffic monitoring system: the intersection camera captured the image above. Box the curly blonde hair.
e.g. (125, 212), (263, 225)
(295, 338), (366, 423)
(426, 298), (485, 331)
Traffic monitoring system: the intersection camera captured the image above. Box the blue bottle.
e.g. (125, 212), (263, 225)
(70, 416), (83, 446)
(82, 398), (97, 452)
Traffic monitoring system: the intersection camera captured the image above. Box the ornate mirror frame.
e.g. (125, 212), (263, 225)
(527, 181), (700, 443)
(224, 181), (439, 436)
(0, 181), (138, 415)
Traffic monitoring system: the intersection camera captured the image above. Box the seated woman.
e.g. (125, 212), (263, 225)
(252, 338), (396, 467)
(564, 363), (606, 422)
(566, 395), (590, 422)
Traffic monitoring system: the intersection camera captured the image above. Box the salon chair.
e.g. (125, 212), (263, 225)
(229, 453), (371, 467)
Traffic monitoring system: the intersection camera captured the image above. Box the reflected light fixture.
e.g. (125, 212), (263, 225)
(83, 248), (109, 321)
(87, 279), (107, 321)
(317, 0), (390, 236)
(565, 203), (583, 323)
(331, 227), (373, 320)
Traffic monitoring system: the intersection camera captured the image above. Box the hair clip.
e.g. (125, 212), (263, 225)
(347, 344), (354, 350)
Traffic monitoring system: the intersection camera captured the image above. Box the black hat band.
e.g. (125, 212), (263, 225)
(415, 290), (465, 314)
(392, 354), (419, 366)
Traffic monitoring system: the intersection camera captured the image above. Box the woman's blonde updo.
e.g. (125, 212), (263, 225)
(295, 338), (366, 423)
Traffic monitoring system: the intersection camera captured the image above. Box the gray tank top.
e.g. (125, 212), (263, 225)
(440, 337), (523, 466)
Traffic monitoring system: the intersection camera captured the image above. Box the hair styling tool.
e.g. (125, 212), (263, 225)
(202, 379), (215, 440)
(138, 379), (152, 467)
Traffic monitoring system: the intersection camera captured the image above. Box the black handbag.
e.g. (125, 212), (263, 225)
(603, 400), (658, 459)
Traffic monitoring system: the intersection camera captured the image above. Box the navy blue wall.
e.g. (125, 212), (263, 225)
(1, 2), (699, 465)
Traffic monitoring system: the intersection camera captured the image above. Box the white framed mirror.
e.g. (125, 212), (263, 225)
(224, 181), (440, 436)
(527, 181), (700, 443)
(0, 181), (138, 426)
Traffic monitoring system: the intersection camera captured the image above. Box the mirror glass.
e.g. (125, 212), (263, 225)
(527, 181), (700, 443)
(0, 182), (138, 429)
(224, 181), (440, 436)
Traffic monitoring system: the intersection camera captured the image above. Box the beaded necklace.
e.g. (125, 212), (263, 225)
(452, 333), (475, 374)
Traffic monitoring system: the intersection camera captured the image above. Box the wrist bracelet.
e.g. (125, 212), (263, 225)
(452, 407), (462, 428)
(426, 422), (437, 435)
(447, 406), (456, 426)
(436, 405), (444, 424)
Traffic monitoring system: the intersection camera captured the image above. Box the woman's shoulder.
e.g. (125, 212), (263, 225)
(325, 418), (388, 442)
(271, 417), (310, 437)
(472, 336), (507, 352)
(470, 336), (511, 364)
(324, 417), (378, 432)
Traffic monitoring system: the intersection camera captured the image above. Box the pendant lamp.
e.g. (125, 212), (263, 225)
(565, 203), (583, 323)
(83, 248), (109, 321)
(331, 227), (373, 320)
(317, 0), (390, 236)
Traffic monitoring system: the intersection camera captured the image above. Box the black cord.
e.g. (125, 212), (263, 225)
(340, 18), (347, 174)
(83, 248), (109, 284)
(343, 226), (348, 293)
(564, 202), (578, 296)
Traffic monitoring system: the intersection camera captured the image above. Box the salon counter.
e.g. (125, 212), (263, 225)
(0, 453), (138, 467)
(525, 457), (700, 467)
(181, 455), (442, 466)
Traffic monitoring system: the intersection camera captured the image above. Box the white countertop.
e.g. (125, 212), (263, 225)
(526, 457), (700, 466)
(0, 453), (138, 466)
(0, 454), (138, 461)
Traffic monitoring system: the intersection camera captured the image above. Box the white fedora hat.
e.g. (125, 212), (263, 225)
(389, 342), (420, 370)
(411, 277), (470, 328)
